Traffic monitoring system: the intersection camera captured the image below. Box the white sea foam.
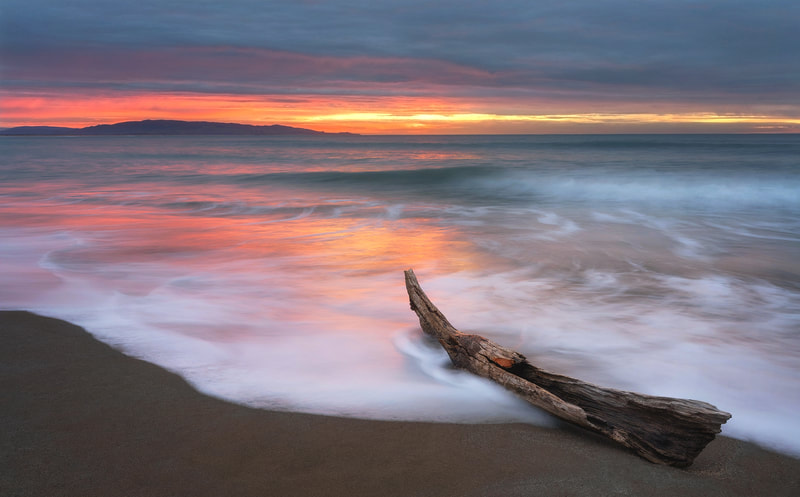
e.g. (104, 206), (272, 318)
(4, 195), (799, 457)
(14, 235), (555, 424)
(2, 134), (799, 459)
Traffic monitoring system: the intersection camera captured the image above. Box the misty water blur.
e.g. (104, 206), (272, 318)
(1, 134), (798, 455)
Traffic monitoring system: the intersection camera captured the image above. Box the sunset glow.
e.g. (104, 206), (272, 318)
(4, 90), (799, 134)
(2, 1), (798, 134)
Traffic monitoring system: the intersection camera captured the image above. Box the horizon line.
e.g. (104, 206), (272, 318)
(3, 118), (800, 137)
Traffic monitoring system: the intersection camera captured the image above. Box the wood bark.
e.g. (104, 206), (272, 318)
(404, 269), (731, 467)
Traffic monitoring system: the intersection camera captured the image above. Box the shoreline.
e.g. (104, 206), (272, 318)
(2, 310), (798, 496)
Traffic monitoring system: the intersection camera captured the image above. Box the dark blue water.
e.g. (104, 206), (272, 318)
(1, 134), (798, 455)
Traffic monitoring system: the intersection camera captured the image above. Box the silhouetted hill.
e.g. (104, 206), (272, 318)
(1, 120), (355, 136)
(0, 126), (77, 135)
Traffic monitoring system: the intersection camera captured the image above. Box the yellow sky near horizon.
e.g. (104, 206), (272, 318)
(3, 91), (799, 134)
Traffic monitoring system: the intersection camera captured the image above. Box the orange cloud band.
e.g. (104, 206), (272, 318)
(3, 90), (799, 134)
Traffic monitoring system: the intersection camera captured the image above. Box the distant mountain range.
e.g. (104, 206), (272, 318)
(0, 119), (356, 136)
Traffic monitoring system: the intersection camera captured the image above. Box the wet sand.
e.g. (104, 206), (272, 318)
(2, 310), (798, 496)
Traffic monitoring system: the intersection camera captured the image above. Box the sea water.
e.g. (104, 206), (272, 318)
(1, 134), (798, 455)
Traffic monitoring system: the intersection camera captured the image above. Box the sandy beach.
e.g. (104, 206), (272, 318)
(2, 310), (799, 496)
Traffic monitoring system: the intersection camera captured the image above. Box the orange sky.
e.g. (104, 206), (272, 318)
(4, 90), (799, 134)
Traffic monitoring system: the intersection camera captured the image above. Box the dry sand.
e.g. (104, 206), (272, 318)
(2, 310), (798, 496)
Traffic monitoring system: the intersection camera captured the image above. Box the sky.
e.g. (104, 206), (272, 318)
(1, 0), (799, 134)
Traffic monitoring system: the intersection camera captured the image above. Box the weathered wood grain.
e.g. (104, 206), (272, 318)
(404, 269), (731, 467)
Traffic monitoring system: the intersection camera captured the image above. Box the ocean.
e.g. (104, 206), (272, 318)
(1, 134), (798, 456)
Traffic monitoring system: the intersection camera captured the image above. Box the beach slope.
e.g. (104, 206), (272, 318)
(2, 311), (798, 496)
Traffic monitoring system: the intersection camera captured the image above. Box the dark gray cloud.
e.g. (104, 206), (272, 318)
(1, 0), (799, 108)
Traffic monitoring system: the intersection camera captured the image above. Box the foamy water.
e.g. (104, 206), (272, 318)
(1, 134), (798, 456)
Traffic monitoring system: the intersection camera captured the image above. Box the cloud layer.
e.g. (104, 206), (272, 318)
(2, 0), (799, 132)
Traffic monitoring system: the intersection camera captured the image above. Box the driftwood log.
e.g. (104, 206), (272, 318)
(404, 269), (731, 467)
